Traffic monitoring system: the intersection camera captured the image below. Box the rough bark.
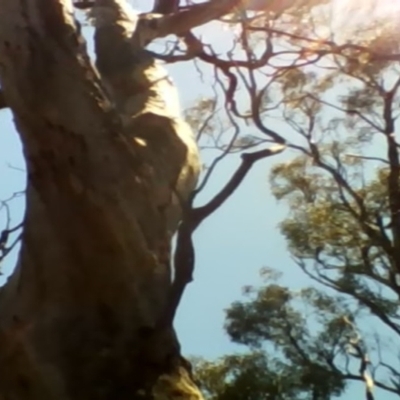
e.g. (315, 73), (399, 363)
(0, 0), (288, 397)
(0, 0), (208, 398)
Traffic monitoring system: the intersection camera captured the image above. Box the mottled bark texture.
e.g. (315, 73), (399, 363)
(0, 0), (218, 398)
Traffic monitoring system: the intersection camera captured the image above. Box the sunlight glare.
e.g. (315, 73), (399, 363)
(331, 0), (400, 34)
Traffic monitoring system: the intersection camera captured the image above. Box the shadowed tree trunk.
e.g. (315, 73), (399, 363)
(0, 0), (205, 398)
(0, 0), (285, 398)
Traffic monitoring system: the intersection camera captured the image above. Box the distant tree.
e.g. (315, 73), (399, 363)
(193, 279), (349, 400)
(192, 3), (400, 400)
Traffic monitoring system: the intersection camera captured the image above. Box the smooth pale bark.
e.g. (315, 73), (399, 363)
(0, 1), (203, 399)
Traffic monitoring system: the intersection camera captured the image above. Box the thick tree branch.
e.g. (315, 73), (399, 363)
(248, 25), (400, 64)
(148, 0), (241, 39)
(0, 90), (7, 110)
(152, 0), (179, 14)
(75, 0), (243, 35)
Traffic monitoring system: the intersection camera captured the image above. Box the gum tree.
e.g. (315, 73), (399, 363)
(189, 3), (400, 400)
(0, 0), (398, 399)
(0, 0), (285, 398)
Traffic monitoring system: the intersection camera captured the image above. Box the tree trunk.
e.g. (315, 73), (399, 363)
(0, 1), (202, 398)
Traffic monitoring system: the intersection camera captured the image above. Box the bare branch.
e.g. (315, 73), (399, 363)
(297, 258), (400, 337)
(192, 144), (285, 228)
(343, 317), (375, 400)
(164, 144), (285, 327)
(305, 93), (384, 133)
(0, 194), (24, 269)
(194, 109), (241, 195)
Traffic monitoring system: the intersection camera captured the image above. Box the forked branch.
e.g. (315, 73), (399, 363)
(192, 144), (285, 228)
(164, 144), (286, 326)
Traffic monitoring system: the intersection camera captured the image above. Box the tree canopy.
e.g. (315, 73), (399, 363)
(183, 2), (400, 400)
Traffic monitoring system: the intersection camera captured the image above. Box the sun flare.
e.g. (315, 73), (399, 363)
(328, 0), (400, 45)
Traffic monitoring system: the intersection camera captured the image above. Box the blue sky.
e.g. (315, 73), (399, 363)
(0, 1), (398, 399)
